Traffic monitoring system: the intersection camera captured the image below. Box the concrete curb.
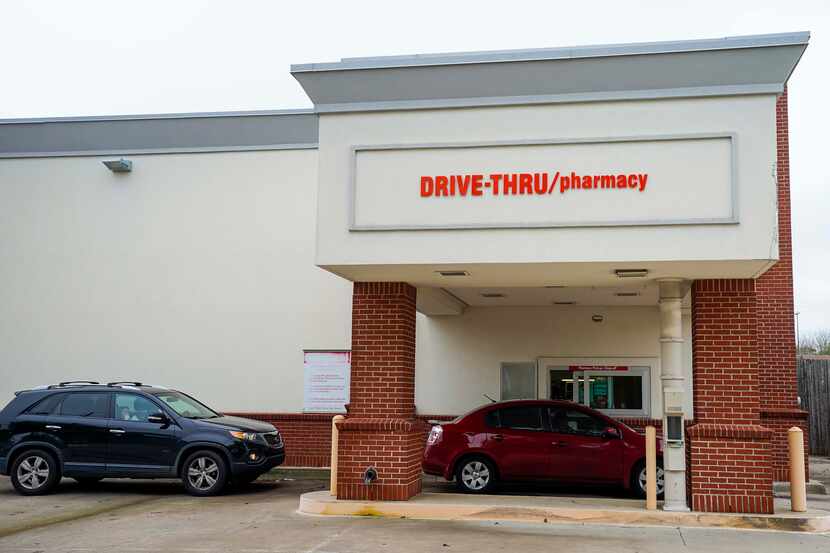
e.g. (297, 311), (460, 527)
(298, 491), (830, 533)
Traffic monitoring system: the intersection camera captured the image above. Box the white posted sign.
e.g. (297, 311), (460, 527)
(303, 351), (351, 413)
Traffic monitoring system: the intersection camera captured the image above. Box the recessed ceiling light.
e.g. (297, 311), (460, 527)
(614, 269), (649, 278)
(436, 270), (470, 277)
(553, 301), (576, 305)
(614, 292), (641, 297)
(481, 292), (506, 298)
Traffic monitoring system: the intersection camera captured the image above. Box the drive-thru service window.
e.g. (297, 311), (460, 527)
(540, 358), (652, 417)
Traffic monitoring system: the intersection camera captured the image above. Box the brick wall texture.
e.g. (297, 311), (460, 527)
(755, 87), (810, 480)
(349, 282), (417, 419)
(689, 279), (773, 513)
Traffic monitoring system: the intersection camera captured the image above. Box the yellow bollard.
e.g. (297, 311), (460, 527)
(330, 415), (345, 496)
(646, 425), (657, 510)
(789, 426), (807, 512)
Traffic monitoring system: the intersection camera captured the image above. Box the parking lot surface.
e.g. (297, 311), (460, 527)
(1, 475), (830, 553)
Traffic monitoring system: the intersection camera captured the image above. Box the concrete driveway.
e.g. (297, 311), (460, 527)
(1, 475), (830, 553)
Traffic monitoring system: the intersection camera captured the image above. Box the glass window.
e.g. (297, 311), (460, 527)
(114, 393), (161, 423)
(549, 370), (573, 401)
(496, 406), (543, 431)
(500, 362), (537, 400)
(152, 391), (218, 419)
(26, 394), (65, 415)
(484, 410), (500, 428)
(549, 408), (607, 437)
(60, 393), (109, 418)
(585, 369), (647, 414)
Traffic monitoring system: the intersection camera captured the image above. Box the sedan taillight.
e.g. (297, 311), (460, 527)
(427, 425), (443, 445)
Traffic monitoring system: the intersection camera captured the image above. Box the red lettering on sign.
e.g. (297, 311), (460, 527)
(418, 172), (650, 198)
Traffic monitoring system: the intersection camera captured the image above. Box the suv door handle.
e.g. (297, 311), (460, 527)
(492, 434), (504, 442)
(109, 428), (126, 435)
(553, 441), (568, 447)
(45, 425), (62, 431)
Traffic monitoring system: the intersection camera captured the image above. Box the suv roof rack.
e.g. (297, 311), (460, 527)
(106, 381), (144, 387)
(46, 381), (100, 389)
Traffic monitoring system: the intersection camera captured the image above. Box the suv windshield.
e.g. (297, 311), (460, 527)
(152, 391), (219, 419)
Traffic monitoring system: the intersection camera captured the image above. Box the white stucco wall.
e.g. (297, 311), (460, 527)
(315, 95), (780, 284)
(415, 305), (693, 418)
(0, 147), (694, 419)
(0, 149), (353, 411)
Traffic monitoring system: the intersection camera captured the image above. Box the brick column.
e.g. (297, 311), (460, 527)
(688, 279), (774, 514)
(336, 282), (424, 501)
(757, 88), (809, 481)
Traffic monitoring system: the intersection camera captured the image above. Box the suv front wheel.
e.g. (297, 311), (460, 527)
(181, 450), (228, 496)
(10, 449), (60, 496)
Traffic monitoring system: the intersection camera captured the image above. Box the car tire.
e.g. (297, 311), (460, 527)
(73, 477), (103, 487)
(181, 450), (228, 497)
(455, 456), (497, 494)
(10, 449), (61, 496)
(631, 459), (665, 499)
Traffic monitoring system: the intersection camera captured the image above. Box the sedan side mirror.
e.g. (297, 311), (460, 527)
(602, 426), (621, 440)
(147, 413), (170, 425)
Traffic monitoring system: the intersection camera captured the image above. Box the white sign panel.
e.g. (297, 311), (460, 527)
(303, 351), (351, 413)
(350, 135), (735, 230)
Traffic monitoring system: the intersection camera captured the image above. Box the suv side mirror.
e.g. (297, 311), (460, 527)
(147, 413), (170, 425)
(602, 426), (621, 440)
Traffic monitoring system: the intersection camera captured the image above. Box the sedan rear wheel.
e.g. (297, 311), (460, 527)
(633, 460), (665, 499)
(455, 457), (497, 494)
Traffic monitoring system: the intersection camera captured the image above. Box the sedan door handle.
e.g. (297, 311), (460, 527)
(109, 429), (126, 435)
(492, 434), (504, 442)
(45, 425), (62, 431)
(553, 441), (568, 447)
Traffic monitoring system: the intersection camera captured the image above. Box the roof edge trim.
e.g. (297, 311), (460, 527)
(291, 32), (810, 73)
(0, 108), (314, 125)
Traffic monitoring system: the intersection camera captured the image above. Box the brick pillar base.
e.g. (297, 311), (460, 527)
(336, 418), (424, 501)
(688, 424), (774, 514)
(760, 409), (809, 482)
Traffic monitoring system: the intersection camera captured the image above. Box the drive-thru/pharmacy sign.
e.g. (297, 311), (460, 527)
(350, 134), (735, 230)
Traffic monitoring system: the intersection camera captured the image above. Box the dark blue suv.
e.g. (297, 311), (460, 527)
(0, 382), (284, 496)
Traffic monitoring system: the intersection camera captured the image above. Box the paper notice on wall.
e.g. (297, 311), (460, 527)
(303, 351), (351, 413)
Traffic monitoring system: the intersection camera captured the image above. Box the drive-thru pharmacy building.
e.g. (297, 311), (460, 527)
(0, 32), (810, 514)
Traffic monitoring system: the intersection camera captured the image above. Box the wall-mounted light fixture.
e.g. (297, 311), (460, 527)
(102, 158), (132, 173)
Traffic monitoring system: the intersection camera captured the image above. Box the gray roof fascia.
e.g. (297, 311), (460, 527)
(0, 110), (319, 158)
(291, 32), (809, 113)
(291, 32), (809, 72)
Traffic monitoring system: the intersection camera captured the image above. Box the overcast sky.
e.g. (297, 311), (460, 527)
(2, 1), (827, 335)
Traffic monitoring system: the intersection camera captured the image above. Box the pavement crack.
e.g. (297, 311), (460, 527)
(676, 527), (687, 547)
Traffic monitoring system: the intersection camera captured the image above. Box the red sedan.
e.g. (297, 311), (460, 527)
(423, 399), (663, 497)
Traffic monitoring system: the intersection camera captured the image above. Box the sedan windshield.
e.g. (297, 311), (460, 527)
(153, 391), (219, 419)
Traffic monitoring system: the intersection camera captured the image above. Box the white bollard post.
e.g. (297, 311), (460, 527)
(789, 426), (807, 512)
(330, 415), (345, 496)
(646, 425), (657, 510)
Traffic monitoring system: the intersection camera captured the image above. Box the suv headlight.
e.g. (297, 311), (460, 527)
(229, 431), (258, 442)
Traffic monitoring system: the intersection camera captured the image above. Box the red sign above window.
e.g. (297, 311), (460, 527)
(568, 365), (629, 372)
